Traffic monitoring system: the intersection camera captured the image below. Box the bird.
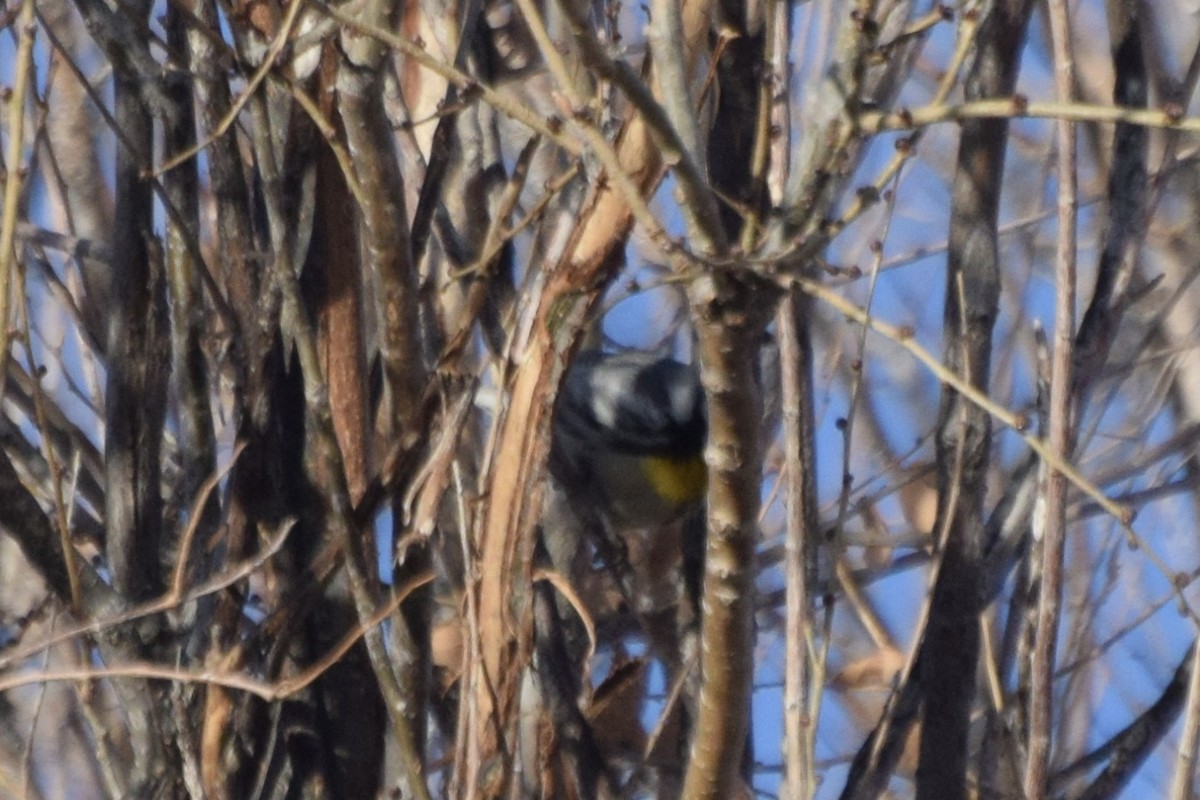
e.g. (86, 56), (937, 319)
(548, 350), (707, 531)
(540, 348), (710, 774)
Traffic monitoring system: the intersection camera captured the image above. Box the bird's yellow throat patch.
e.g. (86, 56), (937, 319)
(640, 454), (707, 508)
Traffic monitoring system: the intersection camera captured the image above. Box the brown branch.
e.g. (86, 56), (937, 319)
(337, 6), (434, 781)
(531, 568), (617, 798)
(162, 0), (219, 585)
(0, 571), (436, 701)
(0, 0), (36, 409)
(855, 97), (1200, 136)
(779, 290), (820, 798)
(1071, 0), (1149, 398)
(274, 177), (434, 800)
(680, 273), (774, 799)
(916, 2), (1034, 798)
(1024, 0), (1079, 793)
(560, 0), (726, 256)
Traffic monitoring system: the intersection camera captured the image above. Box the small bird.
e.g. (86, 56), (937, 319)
(544, 349), (709, 760)
(549, 350), (707, 530)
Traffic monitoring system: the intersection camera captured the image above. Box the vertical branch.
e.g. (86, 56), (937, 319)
(162, 0), (217, 545)
(770, 0), (808, 796)
(1025, 0), (1146, 792)
(274, 205), (434, 800)
(763, 0), (790, 208)
(679, 0), (774, 763)
(15, 274), (83, 614)
(184, 3), (275, 795)
(1070, 0), (1147, 395)
(313, 50), (370, 506)
(701, 6), (764, 245)
(745, 0), (789, 253)
(916, 2), (1034, 798)
(306, 94), (387, 800)
(0, 0), (37, 407)
(1024, 0), (1077, 794)
(779, 291), (819, 800)
(6, 0), (86, 616)
(85, 0), (171, 791)
(103, 0), (168, 607)
(406, 0), (482, 272)
(39, 0), (113, 351)
(338, 0), (432, 785)
(681, 274), (771, 799)
(185, 0), (261, 384)
(463, 280), (594, 799)
(313, 174), (371, 497)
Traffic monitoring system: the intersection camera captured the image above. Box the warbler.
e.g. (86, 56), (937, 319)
(549, 350), (707, 530)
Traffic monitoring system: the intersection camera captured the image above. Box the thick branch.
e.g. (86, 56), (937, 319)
(680, 273), (774, 799)
(916, 3), (1034, 799)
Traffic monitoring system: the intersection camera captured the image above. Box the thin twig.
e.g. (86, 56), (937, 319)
(0, 520), (293, 670)
(856, 97), (1200, 136)
(169, 442), (247, 599)
(0, 572), (436, 701)
(1024, 0), (1078, 793)
(791, 276), (1200, 625)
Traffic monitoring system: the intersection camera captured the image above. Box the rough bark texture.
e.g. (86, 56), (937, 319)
(4, 0), (1191, 797)
(917, 4), (1035, 798)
